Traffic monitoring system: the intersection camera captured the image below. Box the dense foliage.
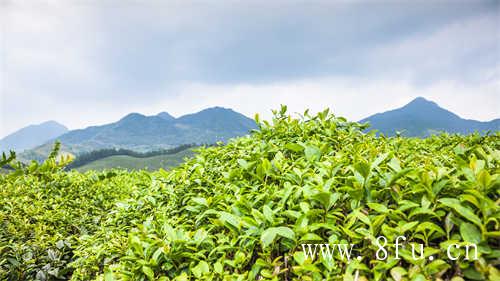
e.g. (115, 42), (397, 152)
(1, 107), (499, 281)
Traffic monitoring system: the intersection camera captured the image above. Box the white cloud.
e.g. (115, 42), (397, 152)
(2, 74), (498, 139)
(154, 76), (499, 123)
(2, 1), (110, 94)
(0, 1), (498, 138)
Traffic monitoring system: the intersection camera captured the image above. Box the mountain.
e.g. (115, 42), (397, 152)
(156, 112), (175, 121)
(17, 100), (498, 162)
(22, 107), (257, 158)
(175, 107), (257, 137)
(360, 97), (500, 137)
(0, 121), (68, 152)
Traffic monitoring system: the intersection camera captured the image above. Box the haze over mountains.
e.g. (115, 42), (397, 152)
(2, 98), (499, 160)
(0, 121), (68, 152)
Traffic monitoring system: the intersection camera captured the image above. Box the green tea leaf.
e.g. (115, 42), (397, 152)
(460, 223), (481, 244)
(304, 145), (321, 162)
(439, 198), (482, 228)
(142, 266), (154, 280)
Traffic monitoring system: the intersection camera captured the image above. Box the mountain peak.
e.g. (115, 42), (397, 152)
(202, 106), (234, 112)
(404, 97), (439, 108)
(412, 97), (429, 102)
(156, 112), (175, 121)
(182, 107), (239, 119)
(175, 106), (257, 134)
(39, 120), (67, 128)
(118, 113), (146, 122)
(361, 97), (498, 136)
(0, 120), (68, 152)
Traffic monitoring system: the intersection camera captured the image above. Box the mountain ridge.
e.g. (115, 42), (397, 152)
(18, 107), (258, 161)
(0, 121), (68, 152)
(7, 100), (500, 160)
(360, 97), (499, 136)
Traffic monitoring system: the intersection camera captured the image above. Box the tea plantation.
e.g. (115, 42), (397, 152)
(1, 108), (499, 280)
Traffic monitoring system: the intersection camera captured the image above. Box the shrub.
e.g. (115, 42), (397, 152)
(1, 107), (499, 280)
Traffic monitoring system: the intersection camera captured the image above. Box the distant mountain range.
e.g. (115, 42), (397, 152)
(15, 107), (257, 161)
(2, 98), (499, 161)
(360, 97), (499, 137)
(0, 121), (68, 152)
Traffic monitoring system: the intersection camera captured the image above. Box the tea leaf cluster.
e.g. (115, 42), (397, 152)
(1, 107), (499, 280)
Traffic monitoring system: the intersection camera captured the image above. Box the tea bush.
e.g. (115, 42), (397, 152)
(0, 149), (153, 280)
(1, 107), (499, 281)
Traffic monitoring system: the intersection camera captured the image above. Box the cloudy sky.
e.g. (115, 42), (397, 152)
(0, 0), (499, 137)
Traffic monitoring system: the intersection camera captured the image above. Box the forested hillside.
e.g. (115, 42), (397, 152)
(361, 97), (500, 137)
(46, 107), (256, 153)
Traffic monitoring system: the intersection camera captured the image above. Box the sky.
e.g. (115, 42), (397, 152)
(0, 0), (499, 137)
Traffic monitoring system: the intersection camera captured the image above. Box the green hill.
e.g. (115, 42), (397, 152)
(76, 148), (194, 172)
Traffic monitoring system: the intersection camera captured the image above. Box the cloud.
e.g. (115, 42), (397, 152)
(365, 12), (500, 84)
(153, 75), (499, 123)
(0, 1), (498, 137)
